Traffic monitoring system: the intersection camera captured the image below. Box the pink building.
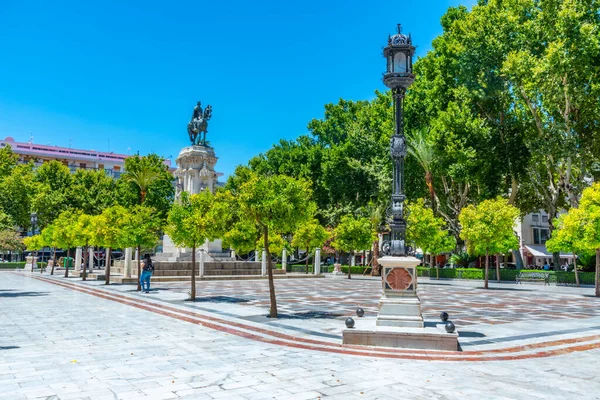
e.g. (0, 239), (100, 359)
(1, 136), (171, 178)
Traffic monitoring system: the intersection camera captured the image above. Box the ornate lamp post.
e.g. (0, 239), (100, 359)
(342, 25), (458, 350)
(382, 24), (415, 258)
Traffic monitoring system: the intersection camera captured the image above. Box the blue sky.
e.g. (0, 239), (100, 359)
(0, 0), (476, 178)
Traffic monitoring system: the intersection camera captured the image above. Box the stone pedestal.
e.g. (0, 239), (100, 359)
(88, 249), (94, 273)
(23, 256), (37, 271)
(174, 145), (219, 197)
(342, 255), (458, 350)
(376, 256), (423, 328)
(124, 247), (133, 278)
(331, 263), (344, 275)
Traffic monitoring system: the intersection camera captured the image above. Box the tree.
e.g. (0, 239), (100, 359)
(73, 213), (96, 281)
(53, 210), (79, 278)
(546, 210), (587, 287)
(92, 206), (127, 285)
(166, 191), (212, 300)
(121, 206), (161, 291)
(223, 221), (259, 256)
(0, 144), (18, 179)
(0, 228), (25, 258)
(291, 219), (329, 273)
(331, 215), (374, 279)
(70, 169), (117, 216)
(23, 235), (44, 272)
(406, 199), (455, 278)
(550, 183), (600, 296)
(0, 163), (36, 230)
(121, 154), (174, 221)
(236, 174), (315, 317)
(459, 197), (520, 289)
(41, 223), (60, 275)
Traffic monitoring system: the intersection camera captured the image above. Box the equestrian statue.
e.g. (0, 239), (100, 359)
(187, 101), (213, 146)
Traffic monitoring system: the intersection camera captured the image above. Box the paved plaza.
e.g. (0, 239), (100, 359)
(2, 271), (600, 399)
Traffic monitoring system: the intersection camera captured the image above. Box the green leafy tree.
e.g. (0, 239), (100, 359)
(459, 197), (520, 289)
(120, 154), (174, 222)
(223, 221), (259, 255)
(92, 206), (127, 284)
(53, 210), (79, 278)
(549, 183), (600, 296)
(406, 199), (455, 278)
(236, 174), (315, 317)
(72, 213), (96, 281)
(291, 219), (329, 273)
(0, 163), (36, 230)
(547, 210), (587, 287)
(166, 191), (213, 300)
(121, 206), (161, 291)
(41, 223), (60, 275)
(0, 144), (18, 179)
(23, 235), (44, 273)
(70, 169), (117, 215)
(331, 215), (374, 279)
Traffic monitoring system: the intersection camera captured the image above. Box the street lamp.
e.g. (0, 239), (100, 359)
(30, 212), (37, 235)
(381, 24), (416, 257)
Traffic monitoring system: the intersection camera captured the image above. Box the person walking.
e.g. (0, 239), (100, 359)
(140, 254), (154, 293)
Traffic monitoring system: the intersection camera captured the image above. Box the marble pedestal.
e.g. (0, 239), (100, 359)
(342, 255), (458, 350)
(23, 256), (38, 272)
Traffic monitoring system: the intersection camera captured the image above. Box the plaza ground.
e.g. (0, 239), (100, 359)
(1, 272), (600, 399)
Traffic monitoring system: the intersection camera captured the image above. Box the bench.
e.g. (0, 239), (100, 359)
(516, 272), (550, 285)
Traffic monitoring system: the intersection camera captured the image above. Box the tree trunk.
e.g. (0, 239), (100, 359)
(496, 254), (501, 282)
(264, 226), (278, 318)
(372, 238), (380, 276)
(305, 243), (310, 274)
(190, 244), (196, 300)
(137, 245), (142, 292)
(573, 252), (579, 287)
(348, 251), (353, 279)
(552, 251), (560, 271)
(51, 247), (56, 275)
(82, 244), (88, 281)
(140, 191), (146, 204)
(596, 248), (600, 298)
(484, 250), (489, 289)
(105, 248), (111, 285)
(64, 248), (70, 278)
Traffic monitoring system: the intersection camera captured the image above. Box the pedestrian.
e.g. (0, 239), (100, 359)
(140, 254), (154, 293)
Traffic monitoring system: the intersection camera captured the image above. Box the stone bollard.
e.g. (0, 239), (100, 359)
(282, 249), (287, 272)
(75, 247), (83, 273)
(261, 249), (267, 276)
(231, 250), (236, 260)
(314, 248), (321, 275)
(199, 249), (205, 278)
(124, 247), (132, 278)
(255, 249), (260, 262)
(88, 248), (94, 273)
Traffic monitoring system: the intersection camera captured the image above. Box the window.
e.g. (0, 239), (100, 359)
(542, 215), (548, 223)
(533, 228), (549, 245)
(532, 214), (539, 223)
(80, 163), (87, 169)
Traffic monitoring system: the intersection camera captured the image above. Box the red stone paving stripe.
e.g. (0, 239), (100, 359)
(25, 274), (600, 361)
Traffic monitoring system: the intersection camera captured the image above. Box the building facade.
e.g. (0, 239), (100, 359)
(1, 136), (172, 177)
(515, 211), (573, 268)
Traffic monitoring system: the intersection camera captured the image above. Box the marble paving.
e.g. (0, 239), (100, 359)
(1, 271), (600, 399)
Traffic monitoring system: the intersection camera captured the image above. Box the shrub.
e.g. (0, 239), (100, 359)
(0, 262), (26, 269)
(327, 265), (372, 274)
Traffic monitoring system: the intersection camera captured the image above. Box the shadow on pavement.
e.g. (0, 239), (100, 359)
(194, 296), (250, 304)
(0, 346), (20, 350)
(457, 331), (486, 338)
(0, 291), (49, 298)
(275, 311), (344, 320)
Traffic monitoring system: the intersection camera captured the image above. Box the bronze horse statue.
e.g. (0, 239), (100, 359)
(187, 102), (212, 146)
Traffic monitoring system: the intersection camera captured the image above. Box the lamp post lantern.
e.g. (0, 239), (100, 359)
(381, 24), (415, 257)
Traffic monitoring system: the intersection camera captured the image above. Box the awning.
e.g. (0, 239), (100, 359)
(524, 245), (574, 259)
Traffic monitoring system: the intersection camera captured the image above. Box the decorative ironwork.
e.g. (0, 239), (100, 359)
(382, 24), (416, 257)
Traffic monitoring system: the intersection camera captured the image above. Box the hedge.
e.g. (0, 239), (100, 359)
(0, 262), (48, 269)
(417, 267), (597, 285)
(327, 265), (372, 274)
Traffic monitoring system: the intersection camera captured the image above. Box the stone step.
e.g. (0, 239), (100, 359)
(110, 273), (323, 284)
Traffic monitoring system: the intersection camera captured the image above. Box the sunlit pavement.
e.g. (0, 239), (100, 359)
(2, 271), (600, 399)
